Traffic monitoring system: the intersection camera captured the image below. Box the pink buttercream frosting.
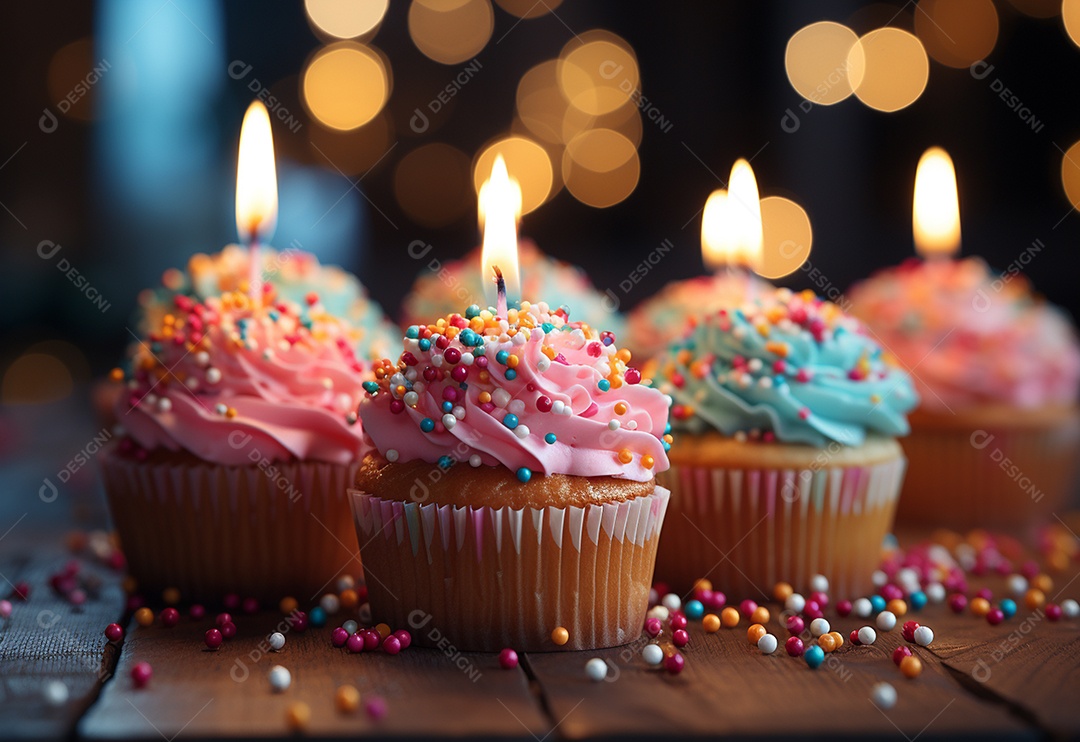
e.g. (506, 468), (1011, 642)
(114, 285), (369, 466)
(360, 301), (672, 481)
(849, 257), (1080, 412)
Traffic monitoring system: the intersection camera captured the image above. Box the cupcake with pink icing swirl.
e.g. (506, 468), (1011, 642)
(849, 257), (1080, 531)
(350, 300), (672, 651)
(101, 280), (371, 602)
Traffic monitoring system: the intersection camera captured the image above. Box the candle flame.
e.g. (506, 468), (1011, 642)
(479, 154), (522, 306)
(913, 146), (960, 258)
(701, 159), (763, 271)
(235, 101), (279, 245)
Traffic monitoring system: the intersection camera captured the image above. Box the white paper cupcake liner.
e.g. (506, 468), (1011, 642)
(349, 486), (670, 652)
(655, 457), (905, 599)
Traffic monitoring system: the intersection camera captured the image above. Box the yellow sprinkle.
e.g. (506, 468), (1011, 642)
(470, 317), (484, 332)
(755, 323), (770, 337)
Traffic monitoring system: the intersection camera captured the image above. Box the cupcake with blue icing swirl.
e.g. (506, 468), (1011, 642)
(651, 288), (917, 599)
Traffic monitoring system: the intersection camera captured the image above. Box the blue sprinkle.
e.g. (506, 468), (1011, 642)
(541, 323), (554, 333)
(665, 422), (672, 434)
(1000, 598), (1017, 619)
(516, 467), (532, 483)
(150, 342), (162, 354)
(362, 381), (379, 394)
(465, 304), (481, 319)
(870, 595), (886, 614)
(544, 432), (556, 445)
(601, 335), (614, 346)
(804, 645), (824, 669)
(309, 606), (327, 628)
(685, 600), (705, 620)
(496, 350), (510, 365)
(420, 418), (435, 433)
(598, 379), (611, 392)
(459, 330), (475, 346)
(419, 338), (432, 351)
(405, 326), (420, 339)
(663, 441), (671, 451)
(909, 591), (928, 611)
(503, 413), (519, 430)
(774, 375), (786, 386)
(268, 310), (280, 322)
(442, 401), (453, 413)
(438, 455), (454, 470)
(505, 369), (517, 380)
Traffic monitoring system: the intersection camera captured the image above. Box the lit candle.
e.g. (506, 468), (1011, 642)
(701, 158), (765, 298)
(235, 100), (279, 302)
(912, 146), (961, 261)
(478, 154), (523, 315)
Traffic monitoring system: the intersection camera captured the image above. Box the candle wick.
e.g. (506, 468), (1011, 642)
(493, 265), (507, 318)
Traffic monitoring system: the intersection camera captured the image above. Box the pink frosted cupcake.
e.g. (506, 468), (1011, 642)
(351, 301), (671, 651)
(849, 257), (1080, 530)
(101, 281), (369, 601)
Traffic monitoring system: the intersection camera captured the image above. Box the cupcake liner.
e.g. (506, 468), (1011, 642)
(101, 449), (361, 602)
(654, 457), (906, 599)
(349, 486), (670, 652)
(897, 411), (1080, 532)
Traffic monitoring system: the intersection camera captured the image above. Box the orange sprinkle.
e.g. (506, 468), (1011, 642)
(109, 368), (124, 382)
(747, 623), (767, 644)
(765, 341), (788, 357)
(721, 607), (740, 628)
(225, 407), (237, 419)
(642, 455), (655, 469)
(616, 348), (632, 363)
(617, 449), (633, 465)
(507, 355), (520, 369)
(614, 402), (628, 415)
(541, 346), (556, 360)
(478, 391), (492, 404)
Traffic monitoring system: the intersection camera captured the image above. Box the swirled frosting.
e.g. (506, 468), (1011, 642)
(401, 240), (627, 341)
(114, 285), (369, 466)
(360, 301), (671, 482)
(655, 288), (917, 447)
(849, 257), (1080, 411)
(628, 272), (774, 361)
(137, 245), (396, 361)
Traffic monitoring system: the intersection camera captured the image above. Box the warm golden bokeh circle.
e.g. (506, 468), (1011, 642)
(1064, 0), (1080, 48)
(302, 42), (389, 130)
(758, 196), (813, 279)
(46, 38), (99, 121)
(562, 129), (640, 208)
(408, 0), (494, 65)
(494, 0), (563, 18)
(473, 136), (555, 215)
(304, 0), (389, 39)
(784, 22), (860, 105)
(848, 28), (930, 112)
(914, 0), (998, 68)
(558, 30), (639, 116)
(1060, 140), (1080, 211)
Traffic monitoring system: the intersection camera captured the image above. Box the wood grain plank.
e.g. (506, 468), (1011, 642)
(0, 532), (126, 740)
(527, 603), (1038, 740)
(78, 609), (549, 740)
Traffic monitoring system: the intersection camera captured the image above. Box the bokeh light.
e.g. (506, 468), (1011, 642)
(494, 0), (563, 18)
(561, 100), (643, 147)
(558, 30), (639, 116)
(305, 0), (389, 39)
(1060, 140), (1080, 211)
(408, 0), (494, 65)
(473, 136), (554, 215)
(784, 22), (860, 105)
(1064, 0), (1080, 48)
(308, 112), (394, 175)
(516, 60), (567, 145)
(394, 143), (472, 227)
(302, 42), (389, 130)
(915, 0), (998, 69)
(758, 196), (813, 279)
(848, 28), (930, 112)
(562, 129), (640, 208)
(1, 341), (88, 405)
(46, 38), (101, 122)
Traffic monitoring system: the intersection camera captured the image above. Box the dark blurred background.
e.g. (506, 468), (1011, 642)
(2, 0), (1080, 421)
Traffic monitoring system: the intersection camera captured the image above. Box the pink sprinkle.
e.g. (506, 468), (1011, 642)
(798, 408), (811, 420)
(365, 696), (388, 721)
(795, 368), (812, 383)
(624, 368), (641, 385)
(581, 402), (599, 418)
(498, 648), (519, 669)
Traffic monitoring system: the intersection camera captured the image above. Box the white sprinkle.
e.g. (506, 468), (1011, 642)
(876, 611), (896, 631)
(608, 420), (621, 430)
(511, 332), (526, 346)
(320, 594), (340, 615)
(785, 593), (805, 614)
(268, 665), (291, 692)
(642, 643), (664, 666)
(404, 369), (417, 381)
(810, 618), (830, 637)
(913, 626), (934, 647)
(214, 403), (228, 415)
(442, 414), (457, 430)
(390, 373), (406, 386)
(1061, 599), (1079, 618)
(186, 377), (199, 389)
(747, 358), (763, 373)
(552, 400), (565, 415)
(461, 352), (474, 365)
(585, 658), (608, 682)
(626, 420), (638, 430)
(195, 352), (210, 367)
(810, 574), (829, 593)
(646, 605), (670, 622)
(156, 397), (172, 413)
(661, 593), (681, 612)
(432, 354), (444, 367)
(452, 406), (466, 419)
(336, 575), (355, 591)
(757, 633), (778, 655)
(1007, 575), (1028, 597)
(205, 367), (222, 384)
(358, 603), (372, 624)
(342, 619), (358, 634)
(537, 356), (551, 372)
(386, 449), (399, 463)
(508, 400), (525, 415)
(321, 377), (333, 390)
(492, 389), (511, 408)
(853, 597), (873, 618)
(857, 626), (877, 645)
(469, 454), (483, 467)
(268, 632), (286, 651)
(871, 570), (888, 587)
(43, 680), (69, 706)
(757, 377), (773, 389)
(412, 381), (426, 394)
(403, 391), (419, 407)
(871, 682), (897, 710)
(513, 425), (530, 439)
(925, 582), (946, 603)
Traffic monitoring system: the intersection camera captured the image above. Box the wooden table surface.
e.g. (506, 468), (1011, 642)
(2, 525), (1079, 742)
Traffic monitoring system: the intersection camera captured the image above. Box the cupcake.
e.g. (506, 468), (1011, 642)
(652, 288), (917, 599)
(849, 257), (1080, 530)
(401, 241), (626, 340)
(627, 271), (773, 362)
(141, 244), (397, 361)
(101, 279), (370, 602)
(351, 301), (671, 651)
